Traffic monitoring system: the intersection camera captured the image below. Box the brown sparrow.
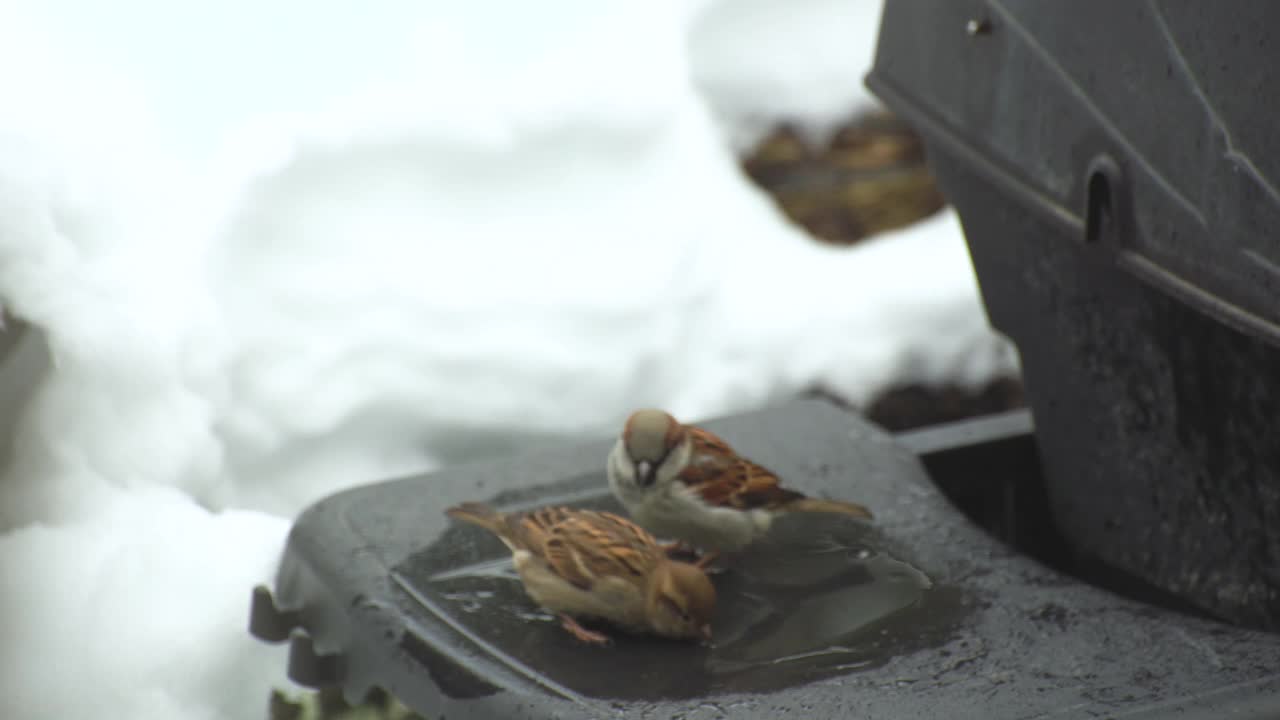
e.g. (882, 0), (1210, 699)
(444, 502), (716, 645)
(607, 409), (873, 560)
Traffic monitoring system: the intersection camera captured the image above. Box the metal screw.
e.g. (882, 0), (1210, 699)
(966, 18), (991, 36)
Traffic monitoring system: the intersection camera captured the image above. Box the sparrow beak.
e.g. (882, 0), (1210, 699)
(635, 460), (655, 487)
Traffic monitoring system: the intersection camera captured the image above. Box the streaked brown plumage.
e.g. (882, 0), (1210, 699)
(607, 409), (873, 557)
(680, 423), (873, 517)
(445, 502), (716, 645)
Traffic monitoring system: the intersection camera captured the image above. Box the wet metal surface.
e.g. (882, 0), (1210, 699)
(397, 480), (971, 700)
(264, 400), (1280, 719)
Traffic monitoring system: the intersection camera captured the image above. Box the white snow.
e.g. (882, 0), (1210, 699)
(689, 0), (887, 148)
(0, 486), (290, 720)
(0, 1), (1013, 719)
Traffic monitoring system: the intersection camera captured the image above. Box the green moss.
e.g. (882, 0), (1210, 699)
(268, 687), (425, 720)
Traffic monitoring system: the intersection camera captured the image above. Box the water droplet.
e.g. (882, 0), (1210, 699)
(515, 608), (554, 623)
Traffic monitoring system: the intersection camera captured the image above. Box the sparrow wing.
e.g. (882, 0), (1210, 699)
(681, 427), (804, 511)
(508, 505), (577, 552)
(690, 456), (805, 510)
(679, 426), (739, 485)
(540, 509), (658, 590)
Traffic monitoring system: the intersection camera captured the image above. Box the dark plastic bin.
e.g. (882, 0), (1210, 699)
(250, 401), (1280, 719)
(867, 0), (1280, 630)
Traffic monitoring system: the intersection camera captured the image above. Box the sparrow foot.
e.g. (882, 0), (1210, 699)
(559, 614), (612, 646)
(659, 540), (700, 558)
(693, 551), (722, 570)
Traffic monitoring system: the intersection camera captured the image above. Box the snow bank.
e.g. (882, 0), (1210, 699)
(690, 0), (886, 148)
(0, 486), (289, 720)
(0, 1), (1010, 718)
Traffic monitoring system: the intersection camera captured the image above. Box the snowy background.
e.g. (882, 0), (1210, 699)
(0, 1), (1013, 718)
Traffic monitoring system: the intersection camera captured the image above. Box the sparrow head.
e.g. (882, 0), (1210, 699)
(646, 559), (716, 642)
(621, 409), (690, 488)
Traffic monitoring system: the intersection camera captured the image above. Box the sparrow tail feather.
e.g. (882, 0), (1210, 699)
(445, 502), (507, 533)
(785, 497), (874, 520)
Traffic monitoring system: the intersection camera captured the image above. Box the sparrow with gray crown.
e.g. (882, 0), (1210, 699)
(607, 409), (873, 564)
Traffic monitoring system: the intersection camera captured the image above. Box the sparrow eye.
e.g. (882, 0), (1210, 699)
(661, 596), (689, 621)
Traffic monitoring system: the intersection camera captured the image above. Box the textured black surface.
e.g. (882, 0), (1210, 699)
(257, 400), (1279, 719)
(867, 0), (1280, 629)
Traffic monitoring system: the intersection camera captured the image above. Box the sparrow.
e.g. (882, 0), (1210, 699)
(444, 502), (716, 645)
(607, 409), (874, 560)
